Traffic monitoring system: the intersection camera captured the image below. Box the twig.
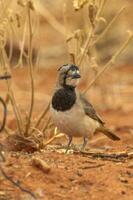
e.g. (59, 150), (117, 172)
(77, 150), (133, 162)
(83, 32), (133, 94)
(89, 6), (126, 48)
(17, 20), (27, 67)
(0, 165), (36, 199)
(43, 132), (65, 147)
(41, 116), (51, 134)
(77, 0), (104, 66)
(77, 27), (93, 66)
(24, 3), (35, 136)
(30, 103), (50, 134)
(30, 127), (43, 137)
(0, 49), (23, 134)
(78, 6), (125, 67)
(81, 163), (105, 169)
(7, 26), (13, 62)
(95, 0), (107, 20)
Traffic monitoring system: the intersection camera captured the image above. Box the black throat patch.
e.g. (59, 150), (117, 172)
(52, 86), (76, 111)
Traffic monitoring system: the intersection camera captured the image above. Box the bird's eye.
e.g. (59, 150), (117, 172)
(72, 70), (76, 74)
(71, 70), (79, 74)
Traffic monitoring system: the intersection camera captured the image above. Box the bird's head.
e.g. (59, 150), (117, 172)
(57, 64), (81, 88)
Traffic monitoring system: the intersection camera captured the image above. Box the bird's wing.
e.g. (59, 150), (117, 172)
(80, 94), (105, 125)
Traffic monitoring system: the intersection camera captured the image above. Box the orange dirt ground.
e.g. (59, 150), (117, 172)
(0, 67), (133, 200)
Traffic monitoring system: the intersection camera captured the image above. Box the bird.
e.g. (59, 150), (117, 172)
(50, 64), (120, 153)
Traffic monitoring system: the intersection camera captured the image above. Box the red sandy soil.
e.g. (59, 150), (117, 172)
(0, 67), (133, 200)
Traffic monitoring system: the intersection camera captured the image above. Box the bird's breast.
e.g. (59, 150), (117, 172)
(51, 88), (76, 111)
(50, 101), (87, 137)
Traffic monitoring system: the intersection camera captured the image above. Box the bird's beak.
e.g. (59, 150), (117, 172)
(71, 73), (81, 79)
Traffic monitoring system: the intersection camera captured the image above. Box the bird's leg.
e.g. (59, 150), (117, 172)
(81, 137), (88, 151)
(65, 136), (72, 153)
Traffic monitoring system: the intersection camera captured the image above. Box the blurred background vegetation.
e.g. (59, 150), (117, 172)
(0, 0), (133, 145)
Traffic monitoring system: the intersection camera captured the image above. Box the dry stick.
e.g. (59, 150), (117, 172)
(78, 150), (133, 161)
(42, 115), (51, 134)
(0, 165), (36, 199)
(78, 27), (93, 66)
(34, 1), (66, 35)
(17, 20), (27, 67)
(43, 133), (65, 147)
(8, 27), (13, 62)
(8, 93), (23, 133)
(95, 0), (107, 20)
(0, 49), (23, 134)
(4, 126), (13, 135)
(30, 103), (50, 134)
(2, 47), (24, 129)
(9, 19), (28, 67)
(25, 4), (35, 136)
(77, 0), (105, 66)
(77, 0), (106, 66)
(89, 6), (126, 48)
(43, 136), (56, 147)
(30, 127), (43, 136)
(78, 6), (125, 67)
(83, 33), (133, 94)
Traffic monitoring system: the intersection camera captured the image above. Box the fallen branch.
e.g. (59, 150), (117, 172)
(77, 150), (133, 162)
(81, 163), (105, 169)
(0, 165), (36, 199)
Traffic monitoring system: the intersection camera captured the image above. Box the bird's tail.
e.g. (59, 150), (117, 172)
(96, 126), (120, 141)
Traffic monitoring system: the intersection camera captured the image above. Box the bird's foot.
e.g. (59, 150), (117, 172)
(65, 136), (73, 154)
(80, 137), (88, 152)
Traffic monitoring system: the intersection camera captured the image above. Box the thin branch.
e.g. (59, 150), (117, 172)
(78, 6), (125, 67)
(77, 150), (133, 162)
(30, 103), (50, 134)
(17, 20), (27, 67)
(89, 6), (126, 48)
(83, 32), (133, 94)
(7, 27), (13, 62)
(43, 132), (65, 147)
(0, 49), (23, 134)
(42, 116), (51, 133)
(77, 27), (93, 66)
(95, 0), (107, 20)
(0, 165), (36, 199)
(24, 3), (35, 136)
